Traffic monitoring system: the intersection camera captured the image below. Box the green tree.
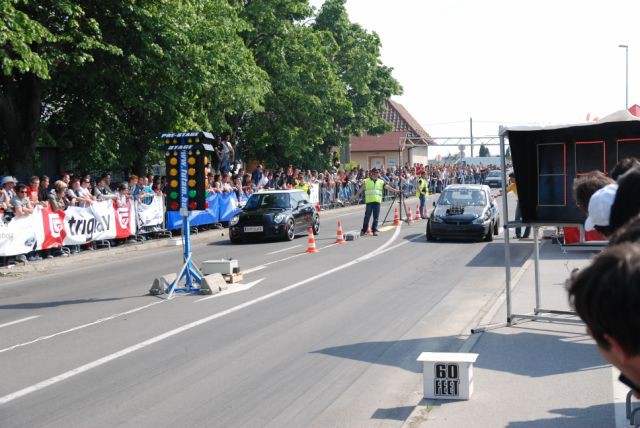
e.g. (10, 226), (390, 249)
(45, 0), (269, 174)
(236, 0), (401, 169)
(479, 144), (490, 157)
(0, 0), (117, 175)
(314, 0), (402, 138)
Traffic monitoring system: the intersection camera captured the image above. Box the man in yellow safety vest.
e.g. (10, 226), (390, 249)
(416, 171), (429, 219)
(352, 168), (401, 236)
(295, 173), (310, 195)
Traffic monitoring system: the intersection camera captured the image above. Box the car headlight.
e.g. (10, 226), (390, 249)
(273, 213), (285, 224)
(431, 215), (443, 223)
(473, 213), (490, 224)
(230, 215), (240, 226)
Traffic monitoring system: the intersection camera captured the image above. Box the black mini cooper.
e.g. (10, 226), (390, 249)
(229, 190), (320, 243)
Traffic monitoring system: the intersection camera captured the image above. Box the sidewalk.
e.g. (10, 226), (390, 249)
(406, 239), (629, 427)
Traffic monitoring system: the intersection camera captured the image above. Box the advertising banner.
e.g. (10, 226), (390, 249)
(137, 196), (164, 227)
(0, 200), (137, 257)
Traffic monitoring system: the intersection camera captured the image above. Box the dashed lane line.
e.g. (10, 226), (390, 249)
(0, 301), (166, 355)
(0, 316), (39, 330)
(267, 245), (301, 255)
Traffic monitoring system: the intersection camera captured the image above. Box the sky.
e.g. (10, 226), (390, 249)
(311, 0), (640, 157)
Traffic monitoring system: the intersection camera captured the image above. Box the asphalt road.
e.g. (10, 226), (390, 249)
(0, 195), (529, 427)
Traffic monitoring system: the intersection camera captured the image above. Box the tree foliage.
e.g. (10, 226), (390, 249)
(0, 0), (401, 175)
(0, 0), (117, 175)
(479, 144), (490, 157)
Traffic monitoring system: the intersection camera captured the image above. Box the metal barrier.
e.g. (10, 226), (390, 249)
(318, 177), (419, 208)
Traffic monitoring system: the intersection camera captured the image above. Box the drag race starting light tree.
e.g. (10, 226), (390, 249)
(162, 132), (215, 213)
(159, 131), (215, 297)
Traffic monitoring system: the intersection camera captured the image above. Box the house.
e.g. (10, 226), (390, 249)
(347, 100), (435, 170)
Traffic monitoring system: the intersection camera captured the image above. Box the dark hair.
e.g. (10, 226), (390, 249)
(15, 183), (27, 193)
(572, 171), (615, 211)
(610, 166), (640, 233)
(610, 157), (640, 181)
(566, 243), (640, 355)
(609, 214), (640, 246)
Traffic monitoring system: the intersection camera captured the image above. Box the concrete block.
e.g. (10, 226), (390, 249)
(344, 230), (360, 241)
(201, 273), (228, 293)
(202, 259), (239, 275)
(166, 238), (183, 246)
(149, 272), (177, 295)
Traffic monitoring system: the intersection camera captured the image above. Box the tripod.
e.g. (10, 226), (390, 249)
(381, 186), (410, 226)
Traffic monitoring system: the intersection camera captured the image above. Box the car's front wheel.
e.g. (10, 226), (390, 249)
(312, 216), (320, 235)
(493, 218), (500, 235)
(284, 219), (296, 241)
(484, 224), (494, 242)
(426, 222), (436, 242)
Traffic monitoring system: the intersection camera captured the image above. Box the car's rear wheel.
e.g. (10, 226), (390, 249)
(312, 216), (320, 235)
(284, 219), (295, 241)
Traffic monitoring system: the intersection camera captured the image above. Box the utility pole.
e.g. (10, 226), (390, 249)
(469, 117), (474, 157)
(619, 44), (629, 108)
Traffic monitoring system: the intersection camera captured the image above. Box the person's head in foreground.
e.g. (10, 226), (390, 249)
(566, 243), (640, 397)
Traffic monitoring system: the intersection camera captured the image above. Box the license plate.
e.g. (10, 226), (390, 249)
(244, 226), (263, 232)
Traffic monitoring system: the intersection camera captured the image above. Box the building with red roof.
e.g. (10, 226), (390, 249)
(348, 100), (435, 170)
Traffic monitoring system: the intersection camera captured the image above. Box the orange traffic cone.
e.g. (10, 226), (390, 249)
(415, 204), (422, 221)
(315, 203), (321, 212)
(336, 221), (346, 244)
(407, 207), (413, 224)
(306, 228), (318, 253)
(393, 207), (400, 226)
(366, 225), (373, 236)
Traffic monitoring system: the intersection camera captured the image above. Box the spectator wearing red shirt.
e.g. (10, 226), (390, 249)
(27, 176), (40, 205)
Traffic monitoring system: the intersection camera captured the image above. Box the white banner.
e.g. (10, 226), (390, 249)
(0, 200), (137, 257)
(309, 183), (320, 204)
(0, 210), (39, 257)
(136, 196), (164, 227)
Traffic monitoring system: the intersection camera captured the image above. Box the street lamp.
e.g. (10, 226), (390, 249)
(619, 44), (628, 109)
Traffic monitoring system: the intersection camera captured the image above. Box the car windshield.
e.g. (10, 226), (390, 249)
(487, 171), (501, 177)
(245, 193), (290, 209)
(439, 189), (486, 206)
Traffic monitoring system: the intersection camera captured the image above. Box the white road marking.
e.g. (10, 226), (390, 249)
(0, 316), (39, 330)
(0, 224), (407, 406)
(267, 245), (301, 255)
(195, 278), (266, 302)
(243, 265), (267, 274)
(0, 300), (166, 355)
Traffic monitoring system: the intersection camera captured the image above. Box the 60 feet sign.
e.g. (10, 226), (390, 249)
(434, 363), (460, 397)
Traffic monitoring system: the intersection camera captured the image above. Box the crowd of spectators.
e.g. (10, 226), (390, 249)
(205, 162), (504, 207)
(0, 172), (163, 262)
(0, 160), (503, 264)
